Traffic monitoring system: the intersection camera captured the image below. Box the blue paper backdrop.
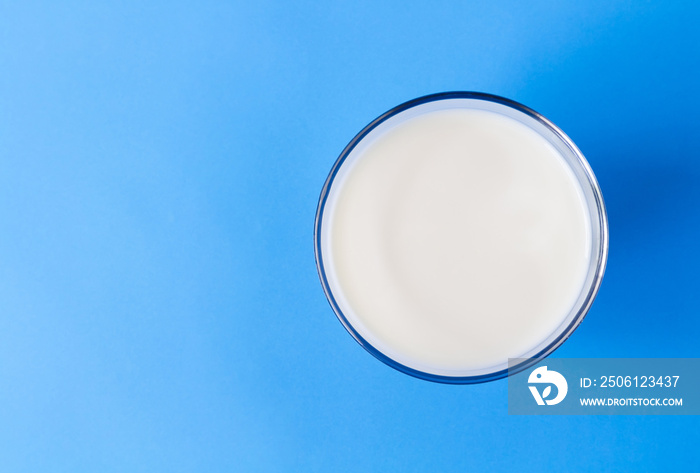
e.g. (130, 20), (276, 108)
(1, 1), (698, 471)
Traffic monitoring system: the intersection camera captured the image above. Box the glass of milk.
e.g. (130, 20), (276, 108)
(315, 92), (608, 383)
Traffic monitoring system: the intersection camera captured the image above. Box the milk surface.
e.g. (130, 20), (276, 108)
(323, 107), (591, 376)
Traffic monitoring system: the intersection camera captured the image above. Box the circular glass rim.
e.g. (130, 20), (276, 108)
(314, 91), (608, 384)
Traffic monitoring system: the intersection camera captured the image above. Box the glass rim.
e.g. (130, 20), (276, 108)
(314, 91), (609, 384)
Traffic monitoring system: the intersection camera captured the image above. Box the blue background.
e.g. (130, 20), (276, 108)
(1, 1), (698, 471)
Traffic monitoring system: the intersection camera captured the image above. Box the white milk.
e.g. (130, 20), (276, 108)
(321, 105), (592, 378)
